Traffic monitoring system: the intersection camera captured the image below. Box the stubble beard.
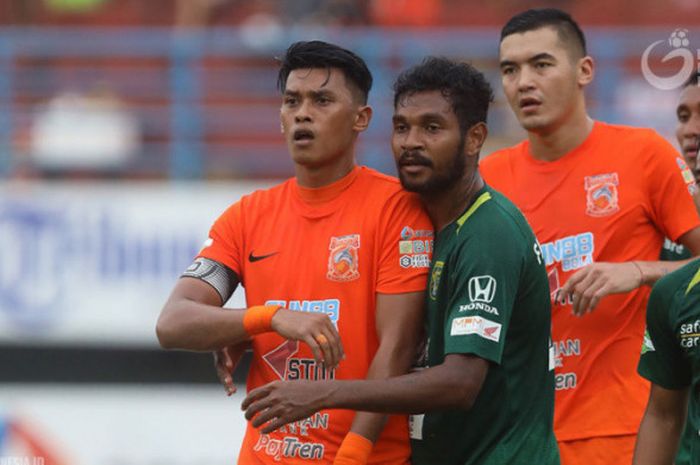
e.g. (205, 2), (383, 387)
(399, 136), (466, 195)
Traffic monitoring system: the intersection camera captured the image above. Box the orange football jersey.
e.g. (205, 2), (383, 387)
(200, 166), (432, 464)
(480, 122), (700, 441)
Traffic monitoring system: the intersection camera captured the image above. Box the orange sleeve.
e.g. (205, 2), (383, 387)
(643, 131), (700, 242)
(375, 190), (432, 294)
(197, 200), (245, 277)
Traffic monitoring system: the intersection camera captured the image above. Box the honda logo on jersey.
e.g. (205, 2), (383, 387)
(468, 276), (496, 303)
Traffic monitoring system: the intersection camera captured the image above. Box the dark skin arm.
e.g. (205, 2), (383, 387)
(558, 226), (700, 315)
(344, 291), (425, 443)
(242, 353), (489, 434)
(632, 383), (689, 465)
(156, 277), (344, 367)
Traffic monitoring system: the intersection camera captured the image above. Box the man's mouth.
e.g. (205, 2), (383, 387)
(519, 97), (541, 112)
(293, 129), (315, 143)
(398, 153), (432, 169)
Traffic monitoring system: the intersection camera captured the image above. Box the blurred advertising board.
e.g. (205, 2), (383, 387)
(0, 384), (246, 464)
(0, 182), (267, 347)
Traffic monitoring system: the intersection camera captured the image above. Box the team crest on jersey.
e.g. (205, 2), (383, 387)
(584, 173), (619, 217)
(327, 234), (360, 282)
(429, 261), (444, 300)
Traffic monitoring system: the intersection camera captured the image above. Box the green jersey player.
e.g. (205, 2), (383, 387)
(241, 57), (560, 465)
(409, 182), (558, 465)
(634, 259), (700, 465)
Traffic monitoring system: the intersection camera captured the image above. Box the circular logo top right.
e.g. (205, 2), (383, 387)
(641, 29), (697, 91)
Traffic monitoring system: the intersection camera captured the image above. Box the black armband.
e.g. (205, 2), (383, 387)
(181, 257), (238, 303)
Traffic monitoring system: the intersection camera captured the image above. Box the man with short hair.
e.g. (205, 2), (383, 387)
(661, 71), (700, 261)
(480, 8), (700, 465)
(242, 56), (560, 465)
(156, 40), (432, 464)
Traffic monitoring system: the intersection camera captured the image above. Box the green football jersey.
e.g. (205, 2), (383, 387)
(660, 238), (692, 261)
(639, 259), (700, 465)
(410, 185), (560, 465)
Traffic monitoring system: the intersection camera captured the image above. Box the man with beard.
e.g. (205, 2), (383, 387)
(241, 57), (560, 465)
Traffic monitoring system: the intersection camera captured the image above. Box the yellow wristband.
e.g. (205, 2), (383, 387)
(334, 432), (373, 465)
(242, 305), (281, 336)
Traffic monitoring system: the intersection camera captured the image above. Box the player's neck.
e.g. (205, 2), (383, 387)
(295, 154), (356, 188)
(527, 108), (594, 162)
(422, 171), (484, 232)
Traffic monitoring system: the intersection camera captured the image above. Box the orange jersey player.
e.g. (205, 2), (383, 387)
(156, 41), (431, 465)
(481, 8), (700, 465)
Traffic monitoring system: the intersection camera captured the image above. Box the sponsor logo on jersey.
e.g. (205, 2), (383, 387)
(555, 372), (577, 390)
(400, 226), (433, 240)
(541, 232), (595, 272)
(262, 339), (336, 381)
(266, 298), (340, 327)
(399, 254), (430, 269)
(680, 319), (700, 349)
(468, 275), (496, 303)
(398, 228), (432, 269)
(327, 234), (360, 282)
(641, 329), (656, 354)
(429, 261), (444, 300)
(459, 302), (499, 315)
(262, 340), (299, 380)
(255, 433), (326, 461)
(278, 413), (330, 435)
(676, 157), (698, 195)
(663, 238), (686, 255)
(450, 316), (502, 342)
(458, 275), (499, 315)
(552, 338), (581, 367)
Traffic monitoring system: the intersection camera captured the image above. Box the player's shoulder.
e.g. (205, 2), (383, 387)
(480, 140), (527, 170)
(462, 186), (533, 244)
(357, 165), (402, 191)
(596, 121), (668, 149)
(654, 259), (700, 304)
(356, 165), (424, 205)
(218, 178), (293, 219)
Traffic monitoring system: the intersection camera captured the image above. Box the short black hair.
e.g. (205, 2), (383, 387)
(393, 56), (494, 134)
(683, 71), (700, 88)
(501, 8), (587, 58)
(277, 40), (373, 104)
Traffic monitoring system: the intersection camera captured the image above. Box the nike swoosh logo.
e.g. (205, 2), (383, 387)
(248, 251), (278, 263)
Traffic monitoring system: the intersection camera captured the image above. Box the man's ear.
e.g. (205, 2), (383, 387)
(353, 105), (373, 132)
(577, 55), (594, 88)
(466, 122), (488, 158)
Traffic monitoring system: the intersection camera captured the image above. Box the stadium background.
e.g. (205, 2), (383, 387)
(0, 0), (698, 463)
